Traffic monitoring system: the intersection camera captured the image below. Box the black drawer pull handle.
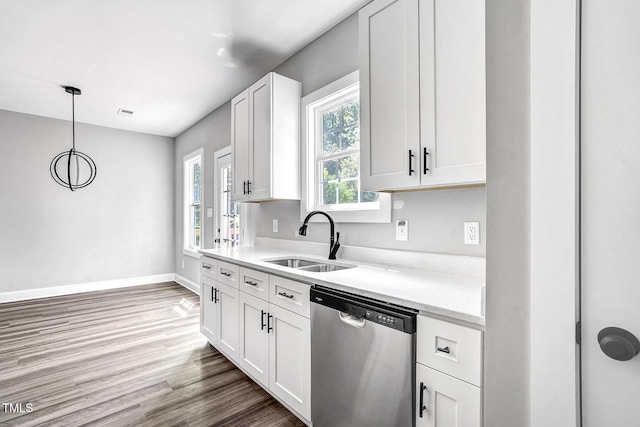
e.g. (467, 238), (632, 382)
(423, 147), (430, 174)
(267, 314), (273, 333)
(220, 271), (232, 277)
(419, 382), (427, 417)
(202, 264), (211, 270)
(245, 280), (259, 287)
(278, 292), (294, 299)
(437, 346), (450, 354)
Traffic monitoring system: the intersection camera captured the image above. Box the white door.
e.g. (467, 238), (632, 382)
(214, 148), (240, 249)
(268, 304), (311, 421)
(238, 292), (269, 386)
(217, 283), (239, 362)
(200, 279), (218, 345)
(248, 74), (272, 200)
(415, 364), (481, 427)
(581, 1), (640, 425)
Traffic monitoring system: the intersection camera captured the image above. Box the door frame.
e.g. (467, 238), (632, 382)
(530, 0), (581, 425)
(213, 146), (255, 248)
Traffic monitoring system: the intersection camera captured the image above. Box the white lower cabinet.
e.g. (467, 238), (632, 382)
(200, 276), (239, 362)
(201, 259), (311, 424)
(416, 315), (483, 427)
(238, 288), (311, 422)
(416, 364), (481, 427)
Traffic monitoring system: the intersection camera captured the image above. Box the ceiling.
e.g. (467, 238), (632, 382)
(0, 0), (369, 137)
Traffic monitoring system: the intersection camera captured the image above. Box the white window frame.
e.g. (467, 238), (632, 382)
(300, 70), (391, 223)
(183, 148), (203, 258)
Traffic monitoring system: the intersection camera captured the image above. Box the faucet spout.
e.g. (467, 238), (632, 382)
(299, 210), (340, 260)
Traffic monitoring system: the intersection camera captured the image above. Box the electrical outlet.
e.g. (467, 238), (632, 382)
(273, 219), (278, 233)
(464, 222), (480, 245)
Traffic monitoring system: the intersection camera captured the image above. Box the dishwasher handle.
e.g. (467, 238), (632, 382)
(339, 312), (366, 328)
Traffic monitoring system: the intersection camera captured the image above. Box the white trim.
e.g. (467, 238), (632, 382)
(174, 274), (200, 295)
(183, 248), (200, 259)
(299, 70), (391, 223)
(183, 148), (204, 252)
(530, 0), (580, 425)
(0, 274), (175, 303)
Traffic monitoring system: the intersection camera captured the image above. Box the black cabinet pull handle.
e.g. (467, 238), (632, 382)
(278, 292), (294, 299)
(409, 150), (415, 176)
(245, 280), (258, 287)
(437, 346), (450, 354)
(267, 313), (273, 333)
(243, 180), (247, 195)
(261, 310), (267, 330)
(210, 286), (214, 302)
(213, 288), (219, 304)
(423, 147), (430, 174)
(247, 180), (251, 194)
(220, 271), (232, 277)
(419, 382), (427, 417)
(202, 264), (211, 270)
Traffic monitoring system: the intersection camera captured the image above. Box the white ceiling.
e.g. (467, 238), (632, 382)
(0, 0), (369, 137)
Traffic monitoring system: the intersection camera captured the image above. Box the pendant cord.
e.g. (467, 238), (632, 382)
(72, 92), (76, 152)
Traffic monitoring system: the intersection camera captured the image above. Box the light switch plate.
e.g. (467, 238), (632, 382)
(396, 219), (408, 241)
(272, 219), (278, 233)
(207, 208), (213, 218)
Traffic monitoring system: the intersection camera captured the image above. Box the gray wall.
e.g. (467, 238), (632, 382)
(265, 12), (486, 257)
(174, 103), (231, 283)
(174, 11), (487, 286)
(484, 0), (531, 425)
(0, 109), (175, 293)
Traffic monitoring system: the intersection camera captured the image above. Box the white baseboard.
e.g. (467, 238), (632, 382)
(174, 274), (200, 295)
(0, 273), (175, 304)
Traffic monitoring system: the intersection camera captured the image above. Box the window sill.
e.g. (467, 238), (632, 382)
(183, 248), (201, 259)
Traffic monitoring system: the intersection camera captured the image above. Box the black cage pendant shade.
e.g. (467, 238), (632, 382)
(50, 86), (97, 191)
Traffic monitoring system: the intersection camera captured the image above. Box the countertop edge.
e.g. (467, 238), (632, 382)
(199, 248), (485, 327)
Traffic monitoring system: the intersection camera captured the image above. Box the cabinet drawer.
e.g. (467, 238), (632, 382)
(239, 267), (270, 300)
(417, 315), (483, 386)
(212, 260), (240, 288)
(200, 256), (216, 279)
(269, 275), (310, 318)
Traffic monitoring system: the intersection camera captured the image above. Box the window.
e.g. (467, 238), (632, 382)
(184, 149), (202, 256)
(301, 71), (391, 223)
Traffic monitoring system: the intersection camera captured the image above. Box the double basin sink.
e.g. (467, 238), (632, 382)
(264, 257), (355, 273)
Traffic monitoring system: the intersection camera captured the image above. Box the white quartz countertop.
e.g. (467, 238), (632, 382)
(199, 246), (485, 326)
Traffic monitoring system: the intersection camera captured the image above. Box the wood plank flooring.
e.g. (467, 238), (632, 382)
(0, 282), (305, 427)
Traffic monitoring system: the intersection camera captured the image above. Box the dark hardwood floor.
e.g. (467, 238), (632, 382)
(0, 282), (305, 427)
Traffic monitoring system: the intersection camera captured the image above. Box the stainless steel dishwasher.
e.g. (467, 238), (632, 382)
(310, 285), (417, 427)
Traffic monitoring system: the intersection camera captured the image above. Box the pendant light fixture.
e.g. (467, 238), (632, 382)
(50, 86), (97, 191)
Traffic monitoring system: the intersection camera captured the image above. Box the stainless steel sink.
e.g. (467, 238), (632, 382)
(263, 257), (355, 273)
(297, 264), (352, 273)
(264, 258), (319, 268)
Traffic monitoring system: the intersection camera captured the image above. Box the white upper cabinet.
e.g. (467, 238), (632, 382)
(231, 72), (302, 202)
(360, 0), (486, 191)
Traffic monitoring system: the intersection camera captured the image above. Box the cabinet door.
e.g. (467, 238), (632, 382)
(232, 89), (250, 201)
(416, 364), (481, 427)
(217, 283), (239, 362)
(248, 74), (272, 200)
(420, 0), (486, 187)
(238, 292), (269, 386)
(268, 304), (311, 422)
(360, 0), (421, 191)
(200, 279), (218, 345)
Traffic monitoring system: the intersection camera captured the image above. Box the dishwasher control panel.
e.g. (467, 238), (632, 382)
(311, 286), (417, 333)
